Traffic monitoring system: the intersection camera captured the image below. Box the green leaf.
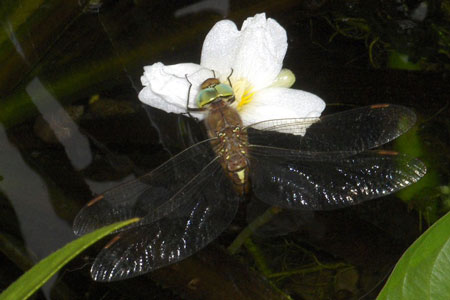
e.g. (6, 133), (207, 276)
(0, 218), (139, 300)
(377, 211), (450, 300)
(388, 51), (422, 70)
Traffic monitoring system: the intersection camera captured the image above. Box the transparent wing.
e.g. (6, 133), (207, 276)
(73, 139), (218, 235)
(90, 164), (240, 281)
(249, 146), (426, 210)
(247, 104), (416, 153)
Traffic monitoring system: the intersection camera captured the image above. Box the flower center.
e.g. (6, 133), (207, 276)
(230, 78), (255, 111)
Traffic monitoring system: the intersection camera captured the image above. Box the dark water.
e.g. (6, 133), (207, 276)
(0, 1), (449, 299)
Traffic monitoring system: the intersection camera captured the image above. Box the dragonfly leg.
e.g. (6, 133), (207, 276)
(227, 68), (234, 88)
(184, 74), (205, 119)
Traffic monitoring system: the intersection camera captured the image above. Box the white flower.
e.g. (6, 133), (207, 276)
(138, 13), (325, 127)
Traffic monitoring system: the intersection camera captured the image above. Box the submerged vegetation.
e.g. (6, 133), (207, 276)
(324, 0), (450, 70)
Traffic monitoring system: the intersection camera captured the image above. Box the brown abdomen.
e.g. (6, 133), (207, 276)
(204, 101), (249, 195)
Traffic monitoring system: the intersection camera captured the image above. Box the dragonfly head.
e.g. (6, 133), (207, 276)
(200, 78), (220, 89)
(196, 78), (235, 108)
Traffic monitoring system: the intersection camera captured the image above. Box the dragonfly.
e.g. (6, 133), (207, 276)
(73, 76), (426, 282)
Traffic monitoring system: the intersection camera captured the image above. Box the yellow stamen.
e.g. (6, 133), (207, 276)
(238, 89), (255, 109)
(228, 78), (255, 110)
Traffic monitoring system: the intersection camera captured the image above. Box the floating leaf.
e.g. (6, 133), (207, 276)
(0, 218), (139, 300)
(377, 212), (450, 300)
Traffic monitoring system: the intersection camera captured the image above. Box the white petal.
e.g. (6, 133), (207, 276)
(138, 62), (211, 119)
(232, 13), (287, 90)
(201, 20), (240, 76)
(200, 14), (287, 89)
(239, 87), (325, 126)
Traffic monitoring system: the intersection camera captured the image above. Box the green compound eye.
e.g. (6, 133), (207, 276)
(196, 88), (218, 107)
(214, 83), (233, 97)
(196, 83), (234, 108)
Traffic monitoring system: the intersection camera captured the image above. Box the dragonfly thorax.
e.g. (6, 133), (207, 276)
(196, 78), (235, 108)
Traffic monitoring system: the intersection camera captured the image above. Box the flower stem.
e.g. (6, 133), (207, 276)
(243, 238), (272, 276)
(227, 206), (282, 255)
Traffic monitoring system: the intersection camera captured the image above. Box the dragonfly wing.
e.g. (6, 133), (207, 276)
(90, 164), (240, 281)
(247, 105), (416, 153)
(73, 139), (217, 235)
(249, 147), (426, 210)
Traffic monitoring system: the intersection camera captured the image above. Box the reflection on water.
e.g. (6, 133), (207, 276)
(174, 0), (229, 18)
(0, 122), (75, 297)
(0, 123), (74, 259)
(26, 77), (92, 170)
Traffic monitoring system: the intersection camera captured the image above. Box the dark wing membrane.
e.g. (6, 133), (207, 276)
(73, 139), (217, 235)
(90, 165), (240, 281)
(249, 146), (426, 210)
(247, 105), (416, 153)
